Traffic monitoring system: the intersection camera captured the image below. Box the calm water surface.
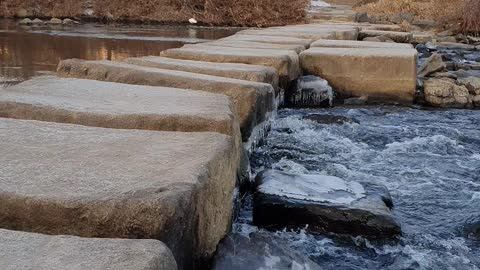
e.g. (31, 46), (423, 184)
(0, 19), (239, 84)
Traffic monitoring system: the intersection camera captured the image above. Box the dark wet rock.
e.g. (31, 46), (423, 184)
(253, 170), (401, 238)
(212, 232), (321, 270)
(463, 221), (480, 240)
(286, 75), (333, 108)
(418, 53), (447, 77)
(303, 114), (359, 125)
(416, 44), (429, 54)
(356, 12), (373, 23)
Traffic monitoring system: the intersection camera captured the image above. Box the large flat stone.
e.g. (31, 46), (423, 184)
(311, 39), (413, 49)
(57, 59), (275, 140)
(125, 56), (279, 88)
(0, 229), (177, 270)
(0, 76), (239, 138)
(300, 47), (417, 104)
(238, 26), (358, 40)
(0, 118), (239, 269)
(162, 45), (301, 82)
(220, 34), (314, 47)
(359, 30), (413, 43)
(253, 170), (401, 238)
(198, 40), (306, 54)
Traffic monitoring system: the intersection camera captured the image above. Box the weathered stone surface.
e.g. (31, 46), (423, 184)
(361, 24), (402, 32)
(162, 45), (301, 81)
(413, 34), (433, 44)
(303, 114), (359, 125)
(436, 42), (477, 51)
(212, 232), (321, 270)
(0, 118), (239, 269)
(457, 76), (480, 95)
(18, 18), (32, 25)
(199, 40), (306, 54)
(49, 18), (63, 24)
(57, 59), (275, 140)
(311, 39), (413, 49)
(0, 229), (177, 270)
(359, 30), (413, 43)
(423, 78), (472, 108)
(253, 170), (401, 238)
(418, 53), (447, 77)
(237, 26), (358, 41)
(125, 56), (279, 88)
(300, 47), (417, 104)
(0, 76), (239, 138)
(362, 36), (394, 43)
(220, 34), (313, 47)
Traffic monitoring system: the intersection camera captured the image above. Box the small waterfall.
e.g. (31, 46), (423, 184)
(286, 75), (334, 107)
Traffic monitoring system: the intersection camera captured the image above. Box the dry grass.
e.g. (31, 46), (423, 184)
(356, 0), (479, 35)
(0, 0), (309, 27)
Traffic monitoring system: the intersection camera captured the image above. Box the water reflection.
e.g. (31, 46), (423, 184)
(0, 19), (239, 83)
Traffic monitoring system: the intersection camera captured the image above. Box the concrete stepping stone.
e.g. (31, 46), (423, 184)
(0, 76), (240, 139)
(311, 39), (413, 49)
(125, 56), (279, 88)
(359, 30), (414, 43)
(198, 40), (306, 53)
(238, 26), (358, 40)
(253, 170), (401, 238)
(220, 34), (314, 47)
(57, 59), (275, 140)
(0, 118), (239, 269)
(0, 229), (177, 270)
(161, 45), (301, 83)
(300, 47), (417, 104)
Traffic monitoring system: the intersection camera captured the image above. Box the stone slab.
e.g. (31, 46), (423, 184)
(198, 40), (306, 54)
(125, 56), (279, 88)
(0, 229), (177, 270)
(359, 30), (413, 43)
(253, 170), (401, 238)
(300, 47), (417, 104)
(161, 45), (301, 81)
(0, 118), (239, 269)
(57, 59), (275, 140)
(220, 34), (314, 47)
(0, 76), (239, 138)
(311, 39), (413, 49)
(238, 27), (358, 40)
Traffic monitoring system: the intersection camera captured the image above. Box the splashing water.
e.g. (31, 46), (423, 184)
(239, 106), (480, 270)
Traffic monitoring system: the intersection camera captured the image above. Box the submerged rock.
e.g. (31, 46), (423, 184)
(423, 78), (472, 108)
(253, 170), (401, 238)
(463, 221), (480, 240)
(286, 75), (333, 107)
(212, 232), (320, 270)
(303, 114), (359, 125)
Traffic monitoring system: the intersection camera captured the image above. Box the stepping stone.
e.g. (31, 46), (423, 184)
(220, 34), (313, 47)
(212, 232), (321, 270)
(198, 40), (306, 53)
(311, 39), (413, 49)
(57, 59), (275, 140)
(300, 47), (417, 104)
(125, 56), (279, 88)
(0, 229), (177, 270)
(238, 26), (358, 40)
(162, 45), (301, 83)
(0, 118), (239, 269)
(253, 170), (401, 238)
(359, 30), (413, 43)
(0, 76), (240, 140)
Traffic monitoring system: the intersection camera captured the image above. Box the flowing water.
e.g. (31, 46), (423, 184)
(0, 19), (238, 84)
(236, 106), (480, 270)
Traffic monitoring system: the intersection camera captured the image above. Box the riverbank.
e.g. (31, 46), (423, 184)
(0, 0), (309, 27)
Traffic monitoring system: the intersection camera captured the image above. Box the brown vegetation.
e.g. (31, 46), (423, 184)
(0, 0), (309, 27)
(356, 0), (479, 35)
